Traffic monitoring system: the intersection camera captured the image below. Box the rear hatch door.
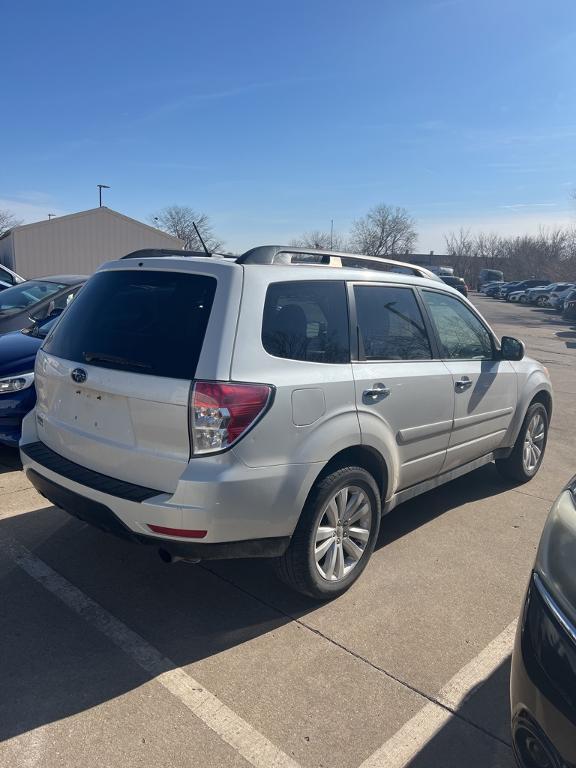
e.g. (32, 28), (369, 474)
(35, 261), (241, 492)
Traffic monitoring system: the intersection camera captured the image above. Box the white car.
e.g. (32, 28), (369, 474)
(20, 245), (553, 599)
(509, 291), (528, 303)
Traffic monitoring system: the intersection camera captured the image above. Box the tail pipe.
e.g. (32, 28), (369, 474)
(158, 548), (200, 565)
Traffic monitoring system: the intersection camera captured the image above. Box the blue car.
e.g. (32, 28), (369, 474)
(0, 315), (62, 447)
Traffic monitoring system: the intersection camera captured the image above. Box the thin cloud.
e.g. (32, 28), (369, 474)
(499, 202), (557, 210)
(0, 196), (68, 224)
(140, 76), (328, 123)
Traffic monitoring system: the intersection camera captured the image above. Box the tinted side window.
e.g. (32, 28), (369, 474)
(422, 290), (493, 360)
(354, 285), (432, 361)
(262, 281), (349, 363)
(43, 271), (216, 379)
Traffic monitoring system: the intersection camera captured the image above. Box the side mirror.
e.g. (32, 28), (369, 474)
(500, 336), (525, 361)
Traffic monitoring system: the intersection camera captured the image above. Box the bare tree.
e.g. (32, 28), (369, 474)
(474, 232), (504, 263)
(444, 228), (476, 281)
(0, 209), (23, 237)
(150, 205), (223, 251)
(443, 225), (576, 285)
(289, 230), (347, 251)
(349, 204), (417, 256)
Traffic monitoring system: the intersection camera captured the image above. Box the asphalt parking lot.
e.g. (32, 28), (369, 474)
(1, 295), (574, 768)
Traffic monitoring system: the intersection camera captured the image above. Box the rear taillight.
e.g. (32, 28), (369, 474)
(190, 381), (272, 455)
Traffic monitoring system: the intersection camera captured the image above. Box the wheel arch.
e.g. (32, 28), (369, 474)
(308, 445), (389, 503)
(529, 389), (553, 420)
(501, 382), (553, 454)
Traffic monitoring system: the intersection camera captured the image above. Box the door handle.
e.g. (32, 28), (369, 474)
(363, 383), (390, 401)
(455, 377), (473, 392)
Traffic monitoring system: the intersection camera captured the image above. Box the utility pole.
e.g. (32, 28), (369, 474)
(47, 213), (56, 220)
(97, 184), (110, 207)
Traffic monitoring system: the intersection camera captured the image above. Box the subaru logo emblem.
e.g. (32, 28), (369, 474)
(71, 368), (87, 384)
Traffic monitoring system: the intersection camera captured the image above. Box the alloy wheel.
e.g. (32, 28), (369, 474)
(314, 485), (372, 581)
(523, 413), (546, 473)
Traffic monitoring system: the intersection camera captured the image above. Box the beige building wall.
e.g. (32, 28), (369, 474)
(1, 207), (184, 278)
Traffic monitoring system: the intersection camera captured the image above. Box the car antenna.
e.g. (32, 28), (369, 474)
(193, 222), (210, 256)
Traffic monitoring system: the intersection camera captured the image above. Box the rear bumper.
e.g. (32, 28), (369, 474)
(21, 438), (318, 550)
(26, 467), (290, 559)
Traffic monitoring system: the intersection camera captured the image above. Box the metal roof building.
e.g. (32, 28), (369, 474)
(0, 207), (184, 278)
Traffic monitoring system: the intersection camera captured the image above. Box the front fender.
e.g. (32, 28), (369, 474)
(503, 363), (553, 448)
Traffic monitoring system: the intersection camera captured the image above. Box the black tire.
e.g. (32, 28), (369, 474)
(495, 402), (549, 483)
(275, 466), (381, 600)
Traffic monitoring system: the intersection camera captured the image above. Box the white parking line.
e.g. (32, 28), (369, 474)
(359, 620), (517, 768)
(0, 533), (301, 768)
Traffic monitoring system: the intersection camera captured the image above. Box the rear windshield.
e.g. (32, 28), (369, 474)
(43, 270), (217, 379)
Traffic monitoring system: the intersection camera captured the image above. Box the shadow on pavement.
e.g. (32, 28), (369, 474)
(405, 660), (515, 767)
(555, 329), (576, 349)
(377, 461), (515, 550)
(0, 461), (516, 747)
(0, 445), (22, 474)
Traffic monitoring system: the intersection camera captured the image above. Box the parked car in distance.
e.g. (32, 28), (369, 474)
(511, 475), (576, 768)
(0, 263), (25, 289)
(21, 246), (552, 599)
(549, 284), (576, 311)
(0, 276), (86, 335)
(526, 282), (573, 306)
(478, 268), (504, 291)
(489, 281), (518, 298)
(0, 315), (62, 447)
(440, 275), (468, 296)
(509, 290), (530, 304)
(563, 296), (576, 321)
(480, 283), (506, 296)
(480, 281), (504, 295)
(502, 280), (550, 301)
(430, 266), (455, 277)
(494, 281), (520, 298)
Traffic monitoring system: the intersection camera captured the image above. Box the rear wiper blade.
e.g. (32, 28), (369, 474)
(83, 352), (151, 370)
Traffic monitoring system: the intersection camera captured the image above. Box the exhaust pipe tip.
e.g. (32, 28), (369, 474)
(158, 548), (200, 565)
(158, 548), (178, 564)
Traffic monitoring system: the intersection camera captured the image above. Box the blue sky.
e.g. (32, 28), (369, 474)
(3, 0), (576, 251)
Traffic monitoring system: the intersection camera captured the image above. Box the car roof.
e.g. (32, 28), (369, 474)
(98, 255), (470, 303)
(107, 245), (454, 290)
(32, 275), (88, 285)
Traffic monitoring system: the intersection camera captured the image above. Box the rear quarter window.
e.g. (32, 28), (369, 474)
(262, 281), (350, 363)
(43, 270), (217, 379)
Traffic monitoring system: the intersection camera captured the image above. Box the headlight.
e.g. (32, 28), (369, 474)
(0, 372), (35, 394)
(535, 479), (576, 627)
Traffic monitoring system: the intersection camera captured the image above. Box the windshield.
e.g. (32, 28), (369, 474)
(0, 281), (67, 316)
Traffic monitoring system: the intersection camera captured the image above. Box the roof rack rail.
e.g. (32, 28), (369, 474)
(236, 246), (441, 281)
(121, 248), (211, 260)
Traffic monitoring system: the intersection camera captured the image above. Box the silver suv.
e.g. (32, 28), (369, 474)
(21, 246), (553, 599)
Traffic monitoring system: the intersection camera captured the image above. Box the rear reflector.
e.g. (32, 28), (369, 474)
(148, 525), (207, 539)
(190, 381), (272, 455)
